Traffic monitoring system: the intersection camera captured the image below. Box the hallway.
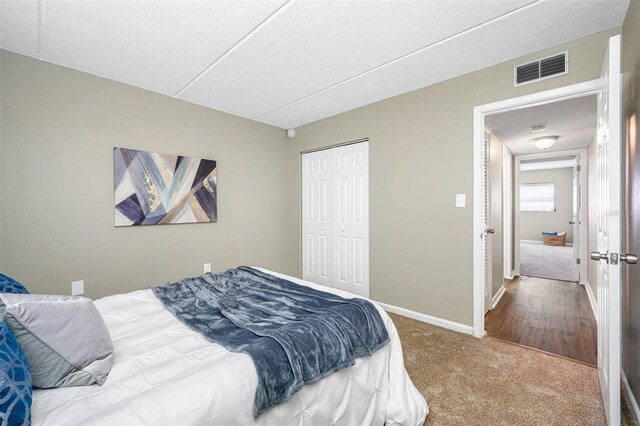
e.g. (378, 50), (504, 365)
(485, 276), (597, 365)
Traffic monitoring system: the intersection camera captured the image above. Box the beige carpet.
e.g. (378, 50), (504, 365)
(390, 312), (635, 425)
(520, 242), (579, 282)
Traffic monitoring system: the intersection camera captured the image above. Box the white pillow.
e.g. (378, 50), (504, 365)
(1, 294), (114, 388)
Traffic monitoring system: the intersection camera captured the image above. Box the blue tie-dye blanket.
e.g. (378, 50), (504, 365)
(151, 266), (389, 417)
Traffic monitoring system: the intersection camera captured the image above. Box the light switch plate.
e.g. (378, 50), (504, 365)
(71, 280), (84, 296)
(456, 194), (466, 208)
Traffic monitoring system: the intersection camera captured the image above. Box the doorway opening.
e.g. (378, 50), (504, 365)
(517, 155), (582, 283)
(472, 79), (601, 334)
(481, 94), (598, 365)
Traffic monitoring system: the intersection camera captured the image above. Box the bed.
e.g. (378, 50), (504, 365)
(30, 268), (428, 425)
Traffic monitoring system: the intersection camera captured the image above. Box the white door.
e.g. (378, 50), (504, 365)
(483, 130), (493, 313)
(301, 149), (333, 288)
(592, 34), (622, 426)
(572, 159), (580, 277)
(332, 143), (369, 297)
(301, 142), (369, 297)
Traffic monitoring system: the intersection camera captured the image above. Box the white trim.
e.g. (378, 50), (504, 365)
(514, 157), (521, 277)
(503, 145), (513, 281)
(473, 78), (602, 338)
(515, 148), (589, 161)
(491, 285), (506, 309)
(520, 239), (574, 246)
(376, 301), (473, 335)
(577, 152), (588, 291)
(521, 239), (543, 244)
(622, 370), (640, 425)
(474, 103), (487, 337)
(520, 159), (576, 171)
(582, 281), (597, 319)
(505, 274), (516, 280)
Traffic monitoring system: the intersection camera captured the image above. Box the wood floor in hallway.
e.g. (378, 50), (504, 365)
(485, 276), (597, 365)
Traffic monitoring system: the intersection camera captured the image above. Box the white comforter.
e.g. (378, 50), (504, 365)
(32, 269), (428, 425)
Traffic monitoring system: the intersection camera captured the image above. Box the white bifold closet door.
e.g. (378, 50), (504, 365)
(302, 142), (369, 297)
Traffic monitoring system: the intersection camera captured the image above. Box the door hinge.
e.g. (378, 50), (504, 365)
(576, 258), (581, 265)
(577, 165), (582, 172)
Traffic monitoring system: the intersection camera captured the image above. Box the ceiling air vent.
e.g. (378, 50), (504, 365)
(514, 51), (568, 87)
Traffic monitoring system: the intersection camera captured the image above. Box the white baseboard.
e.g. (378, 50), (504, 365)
(375, 301), (473, 335)
(521, 239), (543, 244)
(491, 285), (506, 309)
(622, 370), (640, 424)
(520, 239), (573, 246)
(581, 280), (597, 319)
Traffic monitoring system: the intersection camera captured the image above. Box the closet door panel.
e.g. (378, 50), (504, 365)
(302, 150), (332, 287)
(302, 142), (368, 297)
(332, 143), (369, 296)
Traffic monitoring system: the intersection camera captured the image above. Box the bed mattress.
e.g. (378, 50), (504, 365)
(31, 268), (428, 425)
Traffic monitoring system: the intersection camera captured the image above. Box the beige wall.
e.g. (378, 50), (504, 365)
(0, 27), (622, 327)
(287, 29), (619, 326)
(621, 0), (640, 418)
(0, 50), (296, 298)
(520, 168), (574, 243)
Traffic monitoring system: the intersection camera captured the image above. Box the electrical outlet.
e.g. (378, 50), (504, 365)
(204, 263), (212, 273)
(456, 194), (466, 208)
(71, 280), (84, 296)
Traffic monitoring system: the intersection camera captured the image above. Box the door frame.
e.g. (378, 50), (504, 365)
(472, 79), (602, 337)
(484, 127), (494, 314)
(513, 148), (588, 285)
(503, 145), (514, 279)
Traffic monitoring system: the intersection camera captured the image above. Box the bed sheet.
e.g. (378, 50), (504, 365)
(32, 268), (428, 425)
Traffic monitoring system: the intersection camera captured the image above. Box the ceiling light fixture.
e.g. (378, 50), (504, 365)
(531, 135), (559, 150)
(530, 124), (547, 132)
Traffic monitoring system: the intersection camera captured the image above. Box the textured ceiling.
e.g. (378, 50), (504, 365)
(0, 0), (630, 129)
(485, 94), (597, 155)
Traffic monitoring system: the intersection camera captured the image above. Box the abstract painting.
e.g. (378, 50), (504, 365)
(114, 147), (217, 226)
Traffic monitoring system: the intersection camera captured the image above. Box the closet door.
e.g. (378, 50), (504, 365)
(302, 142), (369, 297)
(301, 149), (333, 288)
(332, 143), (369, 297)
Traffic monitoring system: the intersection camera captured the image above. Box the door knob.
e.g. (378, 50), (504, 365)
(569, 221), (575, 225)
(486, 228), (495, 234)
(590, 251), (637, 264)
(621, 254), (639, 264)
(590, 251), (608, 262)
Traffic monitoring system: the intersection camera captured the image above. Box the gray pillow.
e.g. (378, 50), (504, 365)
(0, 294), (114, 388)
